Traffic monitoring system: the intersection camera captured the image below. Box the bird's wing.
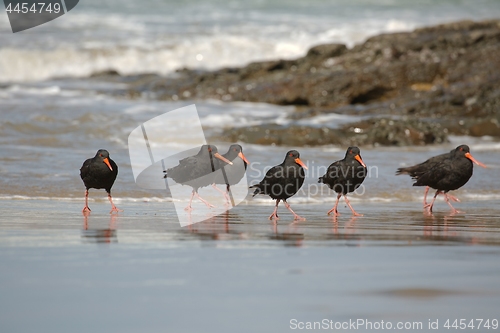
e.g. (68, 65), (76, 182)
(413, 159), (452, 187)
(168, 156), (198, 171)
(397, 152), (449, 176)
(165, 156), (205, 182)
(319, 161), (342, 182)
(249, 165), (284, 196)
(80, 158), (92, 179)
(263, 165), (284, 180)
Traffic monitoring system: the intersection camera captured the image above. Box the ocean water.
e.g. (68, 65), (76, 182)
(1, 0), (500, 82)
(1, 2), (500, 332)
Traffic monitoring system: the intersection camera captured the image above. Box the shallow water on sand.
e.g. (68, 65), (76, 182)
(1, 199), (500, 332)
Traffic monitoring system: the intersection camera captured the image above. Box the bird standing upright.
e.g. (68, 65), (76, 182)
(212, 144), (249, 205)
(250, 150), (307, 220)
(319, 147), (367, 216)
(80, 149), (120, 214)
(164, 144), (233, 211)
(398, 145), (486, 214)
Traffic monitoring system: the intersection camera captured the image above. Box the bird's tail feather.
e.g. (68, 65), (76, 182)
(249, 184), (261, 197)
(395, 168), (409, 176)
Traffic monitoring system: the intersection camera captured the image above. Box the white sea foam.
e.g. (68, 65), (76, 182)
(462, 193), (500, 200)
(6, 85), (61, 95)
(296, 113), (366, 128)
(2, 0), (497, 83)
(1, 191), (499, 204)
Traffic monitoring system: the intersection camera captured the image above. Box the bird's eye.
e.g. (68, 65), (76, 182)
(349, 150), (352, 154)
(100, 154), (103, 157)
(289, 153), (293, 157)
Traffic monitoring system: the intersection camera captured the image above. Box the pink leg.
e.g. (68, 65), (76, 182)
(444, 193), (464, 214)
(185, 191), (196, 211)
(344, 195), (363, 216)
(327, 193), (342, 216)
(424, 191), (461, 214)
(226, 184), (235, 207)
(212, 184), (231, 204)
(194, 191), (215, 209)
(269, 199), (280, 220)
(423, 186), (429, 208)
(82, 189), (91, 213)
(447, 193), (460, 202)
(283, 200), (305, 220)
(108, 192), (122, 214)
(425, 190), (441, 213)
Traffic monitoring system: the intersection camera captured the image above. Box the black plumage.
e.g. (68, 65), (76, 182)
(212, 144), (249, 204)
(80, 149), (120, 214)
(250, 150), (307, 220)
(319, 146), (367, 216)
(163, 144), (232, 211)
(396, 148), (457, 207)
(398, 145), (486, 213)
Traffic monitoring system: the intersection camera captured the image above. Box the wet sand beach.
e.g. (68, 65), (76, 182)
(1, 199), (500, 332)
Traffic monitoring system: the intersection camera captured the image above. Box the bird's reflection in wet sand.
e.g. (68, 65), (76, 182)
(185, 210), (244, 241)
(419, 210), (482, 244)
(82, 212), (117, 244)
(268, 221), (304, 247)
(330, 215), (359, 237)
(345, 216), (359, 234)
(185, 210), (217, 232)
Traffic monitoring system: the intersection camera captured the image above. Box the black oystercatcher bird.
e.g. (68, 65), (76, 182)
(212, 144), (249, 204)
(397, 145), (486, 214)
(163, 144), (233, 211)
(396, 148), (461, 207)
(319, 147), (367, 216)
(250, 150), (307, 220)
(80, 149), (121, 214)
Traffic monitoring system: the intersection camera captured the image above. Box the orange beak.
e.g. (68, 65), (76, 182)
(295, 157), (308, 170)
(354, 154), (366, 168)
(238, 151), (249, 164)
(103, 157), (113, 171)
(465, 152), (486, 168)
(214, 152), (233, 165)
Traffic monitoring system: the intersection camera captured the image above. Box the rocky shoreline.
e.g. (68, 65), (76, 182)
(110, 19), (500, 146)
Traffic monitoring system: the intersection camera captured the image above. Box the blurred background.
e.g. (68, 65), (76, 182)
(1, 0), (500, 81)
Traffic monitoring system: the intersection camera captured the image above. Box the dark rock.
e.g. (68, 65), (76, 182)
(117, 19), (500, 146)
(216, 118), (447, 147)
(306, 44), (347, 60)
(90, 69), (120, 77)
(469, 118), (500, 137)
